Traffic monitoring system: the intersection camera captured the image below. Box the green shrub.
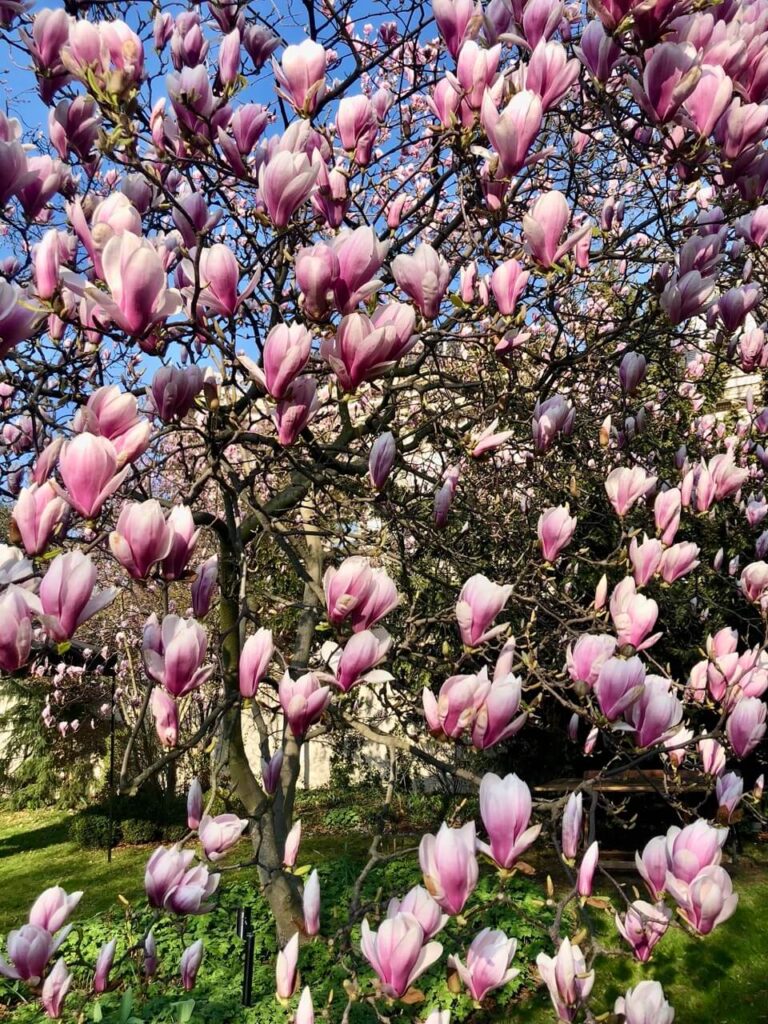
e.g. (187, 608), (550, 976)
(68, 811), (115, 850)
(68, 792), (189, 849)
(120, 818), (158, 845)
(160, 822), (188, 843)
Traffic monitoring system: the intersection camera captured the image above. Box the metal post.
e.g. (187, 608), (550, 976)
(242, 928), (255, 1007)
(107, 675), (115, 864)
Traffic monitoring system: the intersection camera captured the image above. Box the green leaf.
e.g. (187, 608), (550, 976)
(175, 1000), (195, 1024)
(119, 988), (134, 1024)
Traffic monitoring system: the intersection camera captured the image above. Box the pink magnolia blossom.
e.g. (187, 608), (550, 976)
(615, 901), (671, 962)
(615, 980), (674, 1024)
(561, 791), (583, 861)
(149, 365), (204, 422)
(261, 749), (283, 796)
(536, 938), (594, 1023)
(191, 555), (218, 618)
(75, 233), (181, 337)
(665, 820), (727, 885)
(322, 310), (415, 390)
(240, 324), (312, 400)
(523, 190), (590, 268)
(336, 95), (378, 165)
(0, 586), (35, 672)
(283, 820), (301, 867)
(456, 573), (512, 646)
(471, 670), (527, 749)
(198, 814), (247, 861)
(259, 150), (319, 228)
(273, 39), (326, 114)
(740, 561), (768, 605)
(666, 865), (738, 935)
(73, 385), (150, 467)
(419, 821), (478, 914)
(433, 0), (480, 58)
(239, 628), (274, 698)
(324, 557), (399, 631)
(29, 888), (82, 934)
(180, 940), (203, 990)
(333, 628), (392, 692)
(369, 432), (396, 489)
(360, 912), (443, 999)
(594, 655), (646, 720)
(275, 933), (299, 1000)
(477, 772), (541, 869)
(566, 634), (616, 690)
(448, 928), (519, 1001)
(659, 541), (700, 583)
(726, 696), (767, 756)
(532, 394), (574, 452)
(39, 551), (116, 643)
(109, 500), (173, 580)
(93, 939), (116, 993)
(481, 89), (542, 177)
(162, 506), (200, 581)
(609, 577), (661, 650)
(636, 834), (668, 901)
(303, 869), (320, 935)
(279, 671), (330, 739)
(0, 925), (63, 984)
(387, 886), (447, 939)
(490, 259), (529, 316)
(12, 482), (67, 556)
(629, 534), (663, 586)
(538, 504), (577, 562)
(143, 614), (212, 697)
(187, 779), (203, 830)
(654, 488), (681, 544)
(150, 689), (178, 748)
(577, 841), (599, 898)
(57, 434), (129, 520)
(391, 244), (451, 319)
(41, 958), (72, 1019)
(273, 376), (319, 445)
(605, 466), (657, 516)
(625, 675), (684, 748)
(716, 771), (744, 821)
(423, 668), (492, 739)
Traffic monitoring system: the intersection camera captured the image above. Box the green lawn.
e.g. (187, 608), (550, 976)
(1, 810), (767, 1023)
(0, 809), (148, 934)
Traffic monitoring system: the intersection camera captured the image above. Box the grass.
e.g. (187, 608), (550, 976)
(521, 856), (768, 1024)
(0, 808), (148, 934)
(1, 809), (767, 1022)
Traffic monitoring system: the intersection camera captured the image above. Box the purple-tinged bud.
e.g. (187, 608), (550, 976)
(180, 940), (204, 990)
(93, 939), (116, 993)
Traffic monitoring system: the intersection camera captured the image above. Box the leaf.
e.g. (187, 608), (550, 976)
(400, 987), (426, 1005)
(585, 896), (611, 910)
(119, 989), (134, 1024)
(175, 999), (196, 1023)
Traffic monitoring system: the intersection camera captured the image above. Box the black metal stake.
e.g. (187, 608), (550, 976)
(236, 906), (252, 938)
(107, 675), (115, 864)
(242, 927), (255, 1007)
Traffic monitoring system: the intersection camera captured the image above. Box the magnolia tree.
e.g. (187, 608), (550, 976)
(1, 0), (768, 1019)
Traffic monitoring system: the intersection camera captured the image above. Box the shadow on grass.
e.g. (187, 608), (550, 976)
(0, 818), (69, 858)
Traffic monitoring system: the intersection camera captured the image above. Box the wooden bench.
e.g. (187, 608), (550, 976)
(533, 770), (711, 870)
(533, 769), (709, 796)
